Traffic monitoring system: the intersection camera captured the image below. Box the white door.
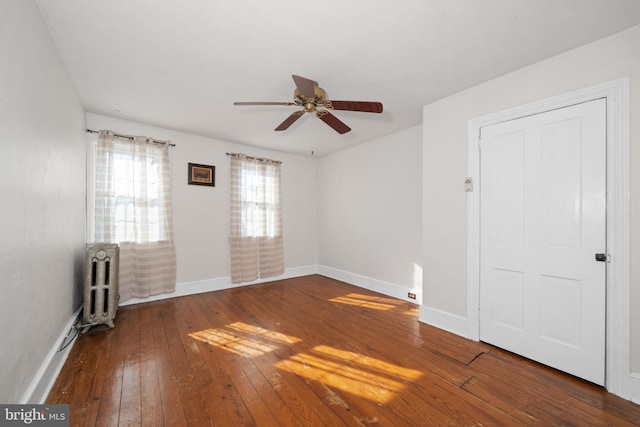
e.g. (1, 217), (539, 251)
(479, 99), (606, 385)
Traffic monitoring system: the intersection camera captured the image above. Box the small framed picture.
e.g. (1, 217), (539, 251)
(188, 163), (215, 186)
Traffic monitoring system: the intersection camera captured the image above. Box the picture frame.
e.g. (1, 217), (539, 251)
(188, 163), (215, 186)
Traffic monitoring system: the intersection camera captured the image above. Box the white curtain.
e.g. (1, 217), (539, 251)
(94, 130), (176, 301)
(229, 154), (284, 283)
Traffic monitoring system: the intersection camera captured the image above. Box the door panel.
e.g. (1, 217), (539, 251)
(542, 118), (582, 249)
(479, 99), (606, 385)
(490, 130), (525, 245)
(491, 269), (524, 331)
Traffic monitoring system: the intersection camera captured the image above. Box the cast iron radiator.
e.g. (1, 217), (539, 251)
(83, 243), (120, 331)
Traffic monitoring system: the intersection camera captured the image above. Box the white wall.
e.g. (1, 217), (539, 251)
(317, 126), (423, 301)
(0, 0), (86, 403)
(86, 113), (318, 293)
(421, 25), (640, 373)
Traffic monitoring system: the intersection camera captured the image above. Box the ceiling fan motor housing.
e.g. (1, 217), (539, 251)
(295, 86), (327, 113)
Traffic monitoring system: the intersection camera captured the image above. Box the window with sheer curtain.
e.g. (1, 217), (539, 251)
(229, 154), (284, 283)
(91, 130), (176, 301)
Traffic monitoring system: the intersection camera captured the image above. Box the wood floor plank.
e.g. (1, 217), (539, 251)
(148, 301), (188, 427)
(158, 300), (215, 426)
(137, 304), (165, 426)
(47, 275), (640, 426)
(79, 331), (117, 426)
(92, 306), (130, 427)
(117, 303), (142, 427)
(64, 334), (100, 424)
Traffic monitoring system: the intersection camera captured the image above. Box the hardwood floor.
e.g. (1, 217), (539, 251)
(47, 274), (640, 426)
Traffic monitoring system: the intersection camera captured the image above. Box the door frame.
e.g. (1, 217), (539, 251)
(467, 78), (630, 398)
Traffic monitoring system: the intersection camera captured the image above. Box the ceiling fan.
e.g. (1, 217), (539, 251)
(233, 75), (383, 134)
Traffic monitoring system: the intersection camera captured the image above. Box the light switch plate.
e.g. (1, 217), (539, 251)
(465, 177), (474, 192)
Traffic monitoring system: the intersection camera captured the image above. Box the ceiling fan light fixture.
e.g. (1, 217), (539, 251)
(234, 74), (383, 134)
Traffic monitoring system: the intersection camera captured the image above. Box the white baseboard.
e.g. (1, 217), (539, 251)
(418, 305), (472, 339)
(631, 372), (640, 405)
(120, 265), (318, 306)
(20, 308), (82, 404)
(122, 265), (420, 307)
(316, 265), (421, 304)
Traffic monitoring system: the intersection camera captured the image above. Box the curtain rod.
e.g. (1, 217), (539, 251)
(86, 129), (175, 147)
(226, 152), (282, 164)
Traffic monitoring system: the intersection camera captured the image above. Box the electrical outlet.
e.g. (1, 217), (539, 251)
(408, 292), (416, 300)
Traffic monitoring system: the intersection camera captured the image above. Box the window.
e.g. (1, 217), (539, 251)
(88, 130), (176, 301)
(240, 164), (279, 238)
(229, 154), (284, 283)
(105, 151), (165, 243)
(88, 133), (171, 244)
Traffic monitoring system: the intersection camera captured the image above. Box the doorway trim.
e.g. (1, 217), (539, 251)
(466, 78), (630, 398)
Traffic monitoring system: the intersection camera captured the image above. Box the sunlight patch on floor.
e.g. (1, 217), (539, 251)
(189, 322), (301, 357)
(403, 306), (419, 316)
(329, 293), (398, 311)
(274, 345), (423, 403)
(226, 322), (302, 345)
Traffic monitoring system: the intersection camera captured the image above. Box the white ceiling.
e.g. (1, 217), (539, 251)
(38, 0), (640, 157)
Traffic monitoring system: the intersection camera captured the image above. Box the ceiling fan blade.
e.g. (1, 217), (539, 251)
(234, 101), (296, 106)
(316, 110), (351, 134)
(325, 100), (383, 113)
(292, 75), (317, 99)
(275, 111), (304, 131)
